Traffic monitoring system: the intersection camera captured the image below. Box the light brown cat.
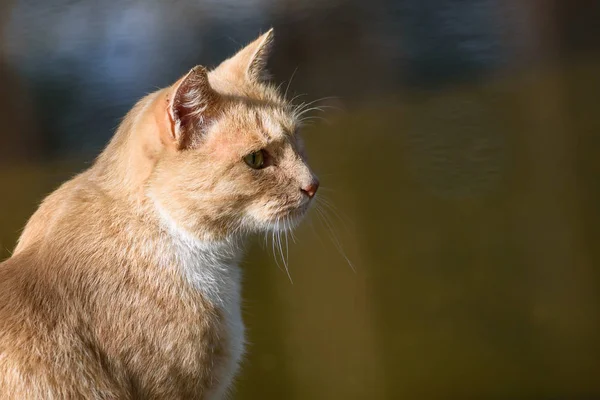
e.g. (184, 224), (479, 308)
(0, 29), (319, 399)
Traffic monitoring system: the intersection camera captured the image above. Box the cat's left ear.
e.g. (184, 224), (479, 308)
(167, 65), (220, 149)
(214, 28), (275, 83)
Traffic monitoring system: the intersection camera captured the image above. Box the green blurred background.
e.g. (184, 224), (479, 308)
(2, 0), (600, 398)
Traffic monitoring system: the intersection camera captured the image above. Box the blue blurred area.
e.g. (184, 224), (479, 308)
(2, 0), (275, 154)
(0, 0), (531, 157)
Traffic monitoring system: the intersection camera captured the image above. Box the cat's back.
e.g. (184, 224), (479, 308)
(14, 170), (98, 255)
(0, 174), (133, 398)
(0, 251), (50, 343)
(0, 251), (62, 378)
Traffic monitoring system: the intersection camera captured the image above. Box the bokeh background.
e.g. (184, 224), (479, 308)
(2, 0), (600, 398)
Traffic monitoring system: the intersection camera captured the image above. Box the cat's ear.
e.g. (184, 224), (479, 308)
(167, 65), (220, 149)
(246, 28), (275, 81)
(215, 28), (275, 83)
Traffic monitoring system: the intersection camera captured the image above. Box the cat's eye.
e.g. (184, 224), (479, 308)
(244, 150), (266, 169)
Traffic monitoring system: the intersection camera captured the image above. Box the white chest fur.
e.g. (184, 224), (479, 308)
(152, 200), (246, 398)
(178, 241), (245, 399)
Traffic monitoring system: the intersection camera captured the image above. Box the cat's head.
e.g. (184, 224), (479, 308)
(147, 29), (319, 240)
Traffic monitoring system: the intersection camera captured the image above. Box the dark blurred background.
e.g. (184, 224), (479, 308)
(2, 0), (600, 398)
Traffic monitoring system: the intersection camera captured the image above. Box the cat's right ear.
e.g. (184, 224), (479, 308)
(166, 66), (220, 149)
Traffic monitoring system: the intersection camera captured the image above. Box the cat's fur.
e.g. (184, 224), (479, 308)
(0, 29), (319, 399)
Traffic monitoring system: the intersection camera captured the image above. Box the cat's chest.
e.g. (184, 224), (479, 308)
(151, 202), (246, 394)
(172, 242), (246, 396)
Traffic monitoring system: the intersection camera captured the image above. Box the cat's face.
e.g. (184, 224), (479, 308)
(149, 30), (319, 240)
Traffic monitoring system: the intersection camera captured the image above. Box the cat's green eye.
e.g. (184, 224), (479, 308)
(244, 150), (265, 169)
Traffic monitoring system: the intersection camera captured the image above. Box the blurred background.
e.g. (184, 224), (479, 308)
(1, 0), (600, 398)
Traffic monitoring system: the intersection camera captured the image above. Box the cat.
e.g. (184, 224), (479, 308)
(0, 29), (319, 399)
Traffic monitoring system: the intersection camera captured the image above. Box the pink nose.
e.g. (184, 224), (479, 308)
(301, 180), (320, 198)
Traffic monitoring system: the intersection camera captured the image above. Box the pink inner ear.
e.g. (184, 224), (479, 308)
(169, 66), (221, 149)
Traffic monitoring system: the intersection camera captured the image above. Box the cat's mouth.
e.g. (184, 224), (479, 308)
(269, 201), (312, 228)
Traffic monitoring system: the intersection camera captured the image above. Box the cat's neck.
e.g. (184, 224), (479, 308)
(149, 191), (244, 307)
(90, 90), (169, 203)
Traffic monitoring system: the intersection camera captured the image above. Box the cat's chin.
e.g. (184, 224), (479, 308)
(262, 204), (311, 233)
(245, 197), (315, 234)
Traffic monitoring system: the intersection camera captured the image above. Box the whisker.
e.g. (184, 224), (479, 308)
(284, 222), (289, 270)
(284, 67), (298, 100)
(289, 93), (308, 104)
(292, 102), (335, 120)
(295, 106), (327, 118)
(275, 80), (286, 94)
(294, 107), (338, 124)
(316, 196), (352, 229)
(292, 102), (307, 115)
(298, 116), (329, 125)
(297, 104), (339, 113)
(307, 215), (327, 250)
(271, 219), (283, 273)
(293, 96), (340, 112)
(278, 226), (293, 284)
(315, 205), (355, 272)
(287, 216), (298, 244)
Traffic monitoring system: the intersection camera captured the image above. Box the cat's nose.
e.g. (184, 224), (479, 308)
(301, 179), (320, 199)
